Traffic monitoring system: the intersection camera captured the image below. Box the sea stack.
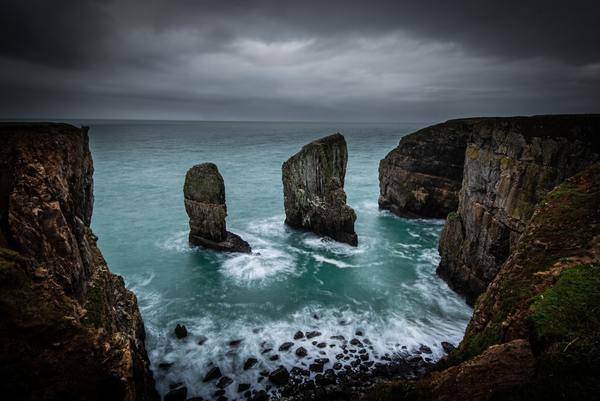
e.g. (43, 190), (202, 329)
(183, 163), (251, 253)
(282, 133), (357, 246)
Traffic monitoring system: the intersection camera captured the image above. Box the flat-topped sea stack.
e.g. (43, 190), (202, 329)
(184, 163), (251, 253)
(282, 133), (357, 246)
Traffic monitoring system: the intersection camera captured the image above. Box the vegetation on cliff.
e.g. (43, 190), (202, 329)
(366, 162), (600, 401)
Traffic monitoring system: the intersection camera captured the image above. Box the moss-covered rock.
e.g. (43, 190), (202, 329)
(282, 133), (357, 245)
(183, 162), (251, 253)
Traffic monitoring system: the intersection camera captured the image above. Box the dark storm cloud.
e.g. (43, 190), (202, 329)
(0, 0), (599, 120)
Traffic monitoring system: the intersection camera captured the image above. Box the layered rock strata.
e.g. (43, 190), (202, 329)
(378, 115), (600, 303)
(183, 163), (251, 253)
(365, 162), (600, 401)
(282, 133), (357, 246)
(0, 123), (158, 401)
(438, 115), (600, 303)
(378, 119), (474, 218)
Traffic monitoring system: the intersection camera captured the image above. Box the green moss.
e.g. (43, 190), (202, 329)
(499, 155), (513, 169)
(84, 284), (106, 328)
(466, 145), (479, 160)
(447, 211), (460, 221)
(530, 264), (600, 346)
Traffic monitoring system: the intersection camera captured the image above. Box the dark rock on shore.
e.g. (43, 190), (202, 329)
(203, 366), (222, 382)
(279, 342), (294, 351)
(184, 163), (251, 253)
(0, 124), (158, 401)
(441, 341), (455, 354)
(282, 133), (358, 246)
(295, 347), (308, 357)
(306, 331), (321, 339)
(293, 331), (305, 340)
(269, 367), (290, 386)
(216, 376), (233, 388)
(175, 324), (188, 339)
(244, 358), (258, 370)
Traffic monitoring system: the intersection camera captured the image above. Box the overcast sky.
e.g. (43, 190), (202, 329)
(1, 0), (599, 122)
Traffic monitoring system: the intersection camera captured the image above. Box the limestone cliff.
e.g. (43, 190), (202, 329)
(0, 124), (158, 401)
(438, 115), (600, 303)
(184, 163), (251, 253)
(366, 162), (600, 401)
(282, 133), (357, 246)
(378, 119), (473, 218)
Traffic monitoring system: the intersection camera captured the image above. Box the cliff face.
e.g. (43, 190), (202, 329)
(282, 133), (358, 246)
(366, 162), (600, 401)
(0, 124), (158, 401)
(438, 115), (600, 304)
(378, 119), (473, 218)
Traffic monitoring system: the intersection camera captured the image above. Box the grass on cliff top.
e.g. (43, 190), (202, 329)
(449, 163), (600, 364)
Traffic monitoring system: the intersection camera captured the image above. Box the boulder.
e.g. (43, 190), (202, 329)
(184, 163), (251, 253)
(282, 133), (357, 246)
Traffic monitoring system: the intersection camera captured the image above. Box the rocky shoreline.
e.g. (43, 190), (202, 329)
(159, 327), (452, 401)
(2, 115), (599, 401)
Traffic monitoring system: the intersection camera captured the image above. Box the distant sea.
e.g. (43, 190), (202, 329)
(78, 120), (471, 399)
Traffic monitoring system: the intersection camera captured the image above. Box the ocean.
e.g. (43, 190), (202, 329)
(86, 120), (472, 399)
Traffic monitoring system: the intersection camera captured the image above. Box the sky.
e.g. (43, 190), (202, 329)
(1, 0), (599, 122)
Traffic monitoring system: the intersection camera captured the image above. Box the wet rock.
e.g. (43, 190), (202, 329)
(164, 387), (187, 401)
(158, 362), (174, 370)
(360, 354), (369, 361)
(309, 363), (324, 373)
(238, 383), (251, 393)
(350, 338), (362, 346)
(197, 335), (208, 345)
(184, 163), (251, 253)
(335, 353), (344, 360)
(306, 331), (321, 339)
(330, 335), (345, 341)
(333, 362), (342, 370)
(355, 330), (363, 336)
(291, 367), (310, 376)
(282, 133), (358, 245)
(251, 390), (269, 401)
(419, 345), (433, 354)
(175, 324), (188, 339)
(214, 389), (225, 396)
(441, 341), (455, 354)
(293, 331), (305, 340)
(229, 339), (243, 347)
(244, 390), (251, 398)
(243, 357), (258, 370)
(279, 342), (294, 351)
(269, 354), (280, 361)
(296, 347), (308, 357)
(216, 376), (233, 389)
(169, 382), (184, 390)
(203, 366), (222, 382)
(269, 367), (290, 386)
(317, 342), (327, 348)
(216, 397), (227, 401)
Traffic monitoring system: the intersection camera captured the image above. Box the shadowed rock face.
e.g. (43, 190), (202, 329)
(363, 163), (600, 401)
(378, 119), (473, 218)
(183, 163), (251, 253)
(0, 123), (158, 401)
(282, 133), (357, 246)
(438, 115), (600, 304)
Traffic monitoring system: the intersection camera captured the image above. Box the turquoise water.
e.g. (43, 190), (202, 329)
(88, 121), (471, 399)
